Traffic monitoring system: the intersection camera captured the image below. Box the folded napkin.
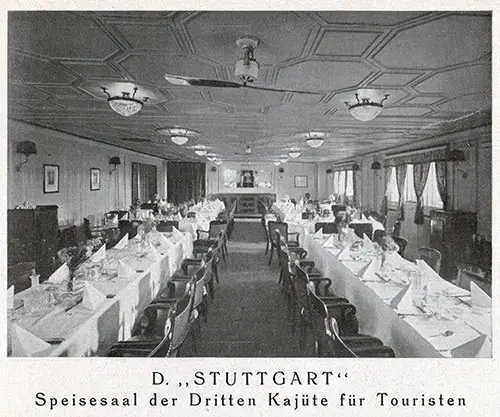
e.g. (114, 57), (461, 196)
(313, 228), (324, 239)
(363, 233), (373, 250)
(82, 281), (107, 310)
(337, 245), (352, 261)
(471, 281), (491, 308)
(117, 260), (136, 278)
(361, 213), (368, 221)
(359, 257), (381, 279)
(158, 234), (174, 249)
(11, 324), (53, 357)
(91, 244), (106, 262)
(8, 285), (14, 310)
(323, 235), (336, 248)
(47, 263), (70, 284)
(148, 243), (162, 259)
(171, 226), (184, 242)
(114, 233), (129, 249)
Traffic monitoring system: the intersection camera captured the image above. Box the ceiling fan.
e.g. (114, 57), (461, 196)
(165, 36), (320, 95)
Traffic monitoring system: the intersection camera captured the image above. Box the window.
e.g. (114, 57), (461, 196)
(338, 171), (346, 195)
(333, 171), (339, 195)
(346, 170), (354, 198)
(386, 167), (398, 203)
(404, 164), (417, 202)
(422, 162), (443, 208)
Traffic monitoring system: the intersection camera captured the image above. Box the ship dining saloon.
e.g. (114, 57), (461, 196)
(7, 11), (491, 358)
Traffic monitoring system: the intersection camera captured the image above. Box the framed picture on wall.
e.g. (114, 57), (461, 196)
(294, 175), (308, 188)
(43, 164), (59, 194)
(90, 168), (100, 191)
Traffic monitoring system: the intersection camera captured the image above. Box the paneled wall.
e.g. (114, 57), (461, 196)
(8, 121), (167, 226)
(320, 125), (492, 259)
(206, 161), (318, 201)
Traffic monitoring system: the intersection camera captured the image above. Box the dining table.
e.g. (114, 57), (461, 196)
(8, 229), (193, 357)
(302, 232), (491, 358)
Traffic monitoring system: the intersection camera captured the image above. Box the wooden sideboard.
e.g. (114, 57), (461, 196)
(213, 193), (276, 217)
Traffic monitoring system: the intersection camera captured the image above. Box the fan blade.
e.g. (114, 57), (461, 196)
(165, 73), (320, 94)
(165, 73), (242, 88)
(120, 137), (152, 143)
(244, 84), (320, 95)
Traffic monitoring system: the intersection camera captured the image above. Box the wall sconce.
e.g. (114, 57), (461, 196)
(326, 168), (333, 174)
(448, 149), (468, 178)
(279, 167), (284, 173)
(352, 163), (360, 171)
(211, 166), (217, 172)
(16, 141), (37, 171)
(371, 161), (382, 170)
(109, 156), (121, 174)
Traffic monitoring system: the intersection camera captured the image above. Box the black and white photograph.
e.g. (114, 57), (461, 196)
(2, 6), (497, 416)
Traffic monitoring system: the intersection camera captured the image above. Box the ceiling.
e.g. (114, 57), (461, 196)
(8, 11), (492, 163)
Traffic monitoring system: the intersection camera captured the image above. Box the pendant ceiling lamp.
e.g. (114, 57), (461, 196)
(288, 149), (301, 158)
(345, 93), (389, 122)
(102, 87), (149, 117)
(305, 132), (325, 148)
(156, 127), (198, 146)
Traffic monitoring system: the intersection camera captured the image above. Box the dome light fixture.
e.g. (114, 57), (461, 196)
(214, 159), (223, 165)
(273, 161), (281, 166)
(305, 132), (325, 148)
(288, 149), (301, 158)
(279, 158), (289, 164)
(207, 156), (217, 162)
(102, 87), (149, 117)
(195, 149), (208, 156)
(156, 127), (197, 146)
(345, 92), (389, 122)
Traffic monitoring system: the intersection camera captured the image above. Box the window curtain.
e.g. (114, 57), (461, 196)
(167, 162), (206, 205)
(412, 163), (431, 224)
(352, 171), (357, 207)
(380, 167), (391, 216)
(435, 161), (449, 210)
(395, 165), (407, 220)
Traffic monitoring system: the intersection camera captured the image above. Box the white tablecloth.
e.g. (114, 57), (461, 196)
(303, 234), (491, 358)
(9, 231), (193, 357)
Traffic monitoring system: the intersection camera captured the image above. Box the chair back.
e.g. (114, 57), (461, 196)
(315, 222), (337, 234)
(208, 220), (227, 240)
(348, 223), (373, 239)
(268, 221), (288, 244)
(418, 246), (442, 274)
(331, 205), (346, 216)
(372, 229), (387, 245)
(392, 236), (408, 257)
(294, 264), (311, 320)
(147, 313), (175, 357)
(157, 220), (179, 232)
(169, 277), (196, 355)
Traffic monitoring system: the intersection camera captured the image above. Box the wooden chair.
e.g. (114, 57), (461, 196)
(308, 288), (395, 357)
(372, 229), (387, 245)
(156, 220), (179, 232)
(107, 277), (196, 357)
(348, 223), (373, 239)
(392, 236), (408, 258)
(294, 265), (358, 353)
(331, 205), (347, 216)
(267, 221), (300, 266)
(194, 220), (228, 262)
(418, 246), (442, 275)
(314, 222), (338, 234)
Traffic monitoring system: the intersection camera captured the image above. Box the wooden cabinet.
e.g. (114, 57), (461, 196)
(8, 206), (60, 288)
(430, 210), (477, 279)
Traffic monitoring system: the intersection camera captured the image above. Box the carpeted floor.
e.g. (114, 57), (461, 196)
(186, 219), (303, 357)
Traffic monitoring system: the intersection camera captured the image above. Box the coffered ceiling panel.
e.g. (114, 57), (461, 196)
(314, 30), (382, 56)
(373, 14), (491, 70)
(8, 11), (491, 163)
(312, 11), (429, 26)
(9, 12), (119, 59)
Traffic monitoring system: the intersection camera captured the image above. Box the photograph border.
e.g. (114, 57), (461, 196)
(43, 164), (59, 194)
(90, 167), (100, 191)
